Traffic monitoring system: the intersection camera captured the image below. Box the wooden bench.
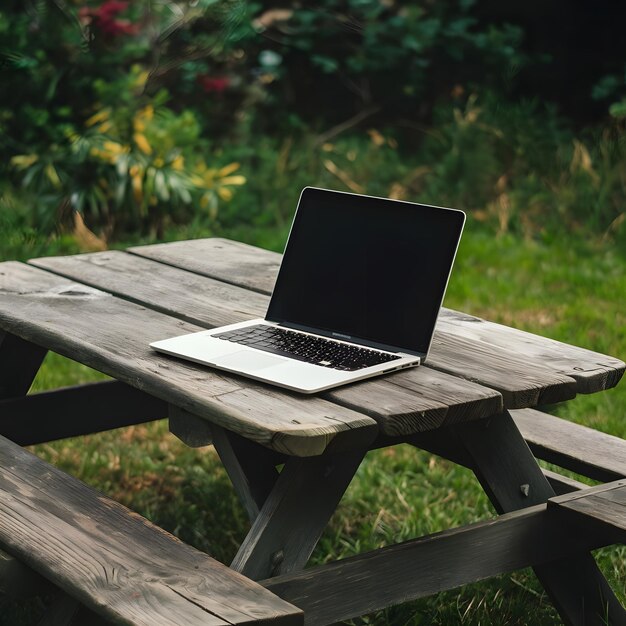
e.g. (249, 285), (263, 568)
(0, 434), (303, 625)
(548, 480), (626, 543)
(512, 408), (626, 483)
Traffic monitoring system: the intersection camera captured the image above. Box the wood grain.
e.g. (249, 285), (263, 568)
(0, 434), (303, 625)
(131, 238), (624, 398)
(31, 250), (268, 328)
(262, 504), (613, 626)
(512, 408), (626, 482)
(439, 308), (625, 393)
(0, 262), (376, 457)
(128, 238), (282, 295)
(27, 251), (505, 434)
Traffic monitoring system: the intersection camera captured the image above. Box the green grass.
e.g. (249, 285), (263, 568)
(1, 223), (624, 625)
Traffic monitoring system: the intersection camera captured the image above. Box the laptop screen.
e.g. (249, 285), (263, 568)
(266, 188), (465, 356)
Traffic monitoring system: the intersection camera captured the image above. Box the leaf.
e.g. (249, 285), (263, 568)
(10, 154), (39, 169)
(134, 133), (153, 155)
(218, 162), (241, 177)
(220, 175), (246, 186)
(45, 163), (62, 189)
(217, 186), (233, 201)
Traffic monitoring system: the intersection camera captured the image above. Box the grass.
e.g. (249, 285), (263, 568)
(1, 219), (624, 625)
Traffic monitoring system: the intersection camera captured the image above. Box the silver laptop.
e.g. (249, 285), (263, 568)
(151, 187), (465, 393)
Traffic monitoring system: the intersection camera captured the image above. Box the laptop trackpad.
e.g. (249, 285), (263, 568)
(213, 350), (287, 371)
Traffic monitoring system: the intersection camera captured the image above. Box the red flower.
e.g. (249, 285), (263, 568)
(79, 1), (139, 37)
(197, 76), (230, 94)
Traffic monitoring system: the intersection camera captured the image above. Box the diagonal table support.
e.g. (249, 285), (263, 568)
(212, 425), (284, 523)
(231, 448), (366, 580)
(455, 411), (626, 626)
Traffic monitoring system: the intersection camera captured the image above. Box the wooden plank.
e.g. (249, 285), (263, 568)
(29, 251), (505, 434)
(30, 250), (268, 329)
(439, 308), (625, 394)
(512, 408), (626, 482)
(456, 411), (626, 626)
(0, 381), (165, 445)
(0, 262), (377, 457)
(231, 448), (366, 581)
(131, 238), (624, 397)
(548, 480), (626, 540)
(0, 435), (303, 625)
(325, 367), (503, 435)
(425, 330), (578, 406)
(128, 238), (282, 295)
(0, 332), (47, 399)
(262, 504), (614, 626)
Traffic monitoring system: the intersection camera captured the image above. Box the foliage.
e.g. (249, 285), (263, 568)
(207, 0), (528, 131)
(1, 1), (246, 240)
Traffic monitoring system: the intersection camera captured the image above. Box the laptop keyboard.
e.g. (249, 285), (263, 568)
(213, 324), (402, 371)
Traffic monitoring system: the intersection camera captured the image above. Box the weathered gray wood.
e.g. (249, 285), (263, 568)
(128, 238), (282, 295)
(29, 250), (507, 434)
(439, 308), (625, 394)
(169, 405), (214, 447)
(0, 381), (165, 445)
(0, 434), (303, 625)
(325, 367), (503, 435)
(212, 425), (282, 523)
(0, 332), (47, 399)
(512, 408), (626, 482)
(31, 250), (267, 329)
(262, 503), (615, 626)
(231, 448), (366, 580)
(548, 480), (626, 541)
(0, 262), (377, 456)
(132, 238), (624, 398)
(456, 411), (626, 626)
(426, 330), (578, 406)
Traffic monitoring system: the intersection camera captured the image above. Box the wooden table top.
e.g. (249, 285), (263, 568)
(0, 238), (623, 456)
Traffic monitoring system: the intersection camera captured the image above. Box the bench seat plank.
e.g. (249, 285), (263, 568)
(27, 253), (504, 435)
(0, 262), (376, 457)
(512, 408), (626, 482)
(127, 238), (624, 397)
(0, 434), (302, 625)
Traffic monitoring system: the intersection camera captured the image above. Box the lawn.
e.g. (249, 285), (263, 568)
(1, 221), (624, 625)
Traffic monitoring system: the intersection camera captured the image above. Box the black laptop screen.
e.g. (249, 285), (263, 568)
(266, 188), (465, 356)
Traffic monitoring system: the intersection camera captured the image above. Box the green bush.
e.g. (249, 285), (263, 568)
(1, 2), (246, 239)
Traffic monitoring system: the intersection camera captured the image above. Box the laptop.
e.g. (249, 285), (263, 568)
(150, 187), (465, 393)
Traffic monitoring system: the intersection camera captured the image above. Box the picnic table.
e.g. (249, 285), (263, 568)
(0, 237), (625, 625)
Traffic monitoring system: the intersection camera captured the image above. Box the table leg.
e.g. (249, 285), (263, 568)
(212, 425), (284, 523)
(231, 448), (366, 581)
(455, 410), (626, 626)
(0, 332), (47, 400)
